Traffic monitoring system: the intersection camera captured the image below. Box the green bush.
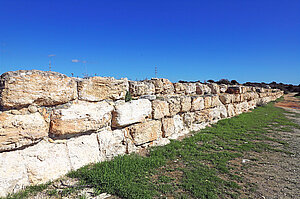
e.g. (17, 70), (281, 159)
(125, 91), (132, 102)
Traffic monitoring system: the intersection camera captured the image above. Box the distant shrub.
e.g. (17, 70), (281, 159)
(217, 79), (230, 84)
(125, 91), (132, 102)
(207, 80), (215, 83)
(230, 80), (239, 85)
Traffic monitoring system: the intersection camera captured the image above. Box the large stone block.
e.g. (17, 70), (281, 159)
(0, 70), (77, 109)
(66, 133), (101, 170)
(226, 104), (236, 117)
(180, 96), (192, 112)
(161, 117), (175, 138)
(152, 100), (170, 119)
(203, 96), (212, 109)
(129, 81), (155, 97)
(219, 94), (234, 104)
(196, 83), (211, 95)
(211, 95), (223, 107)
(0, 151), (29, 197)
(0, 112), (49, 152)
(174, 83), (185, 94)
(208, 83), (220, 94)
(150, 78), (174, 94)
(209, 105), (228, 120)
(50, 100), (113, 136)
(21, 140), (71, 184)
(126, 120), (162, 145)
(97, 130), (127, 161)
(78, 76), (128, 101)
(191, 96), (204, 111)
(184, 83), (197, 95)
(112, 99), (152, 127)
(194, 110), (212, 123)
(166, 97), (181, 116)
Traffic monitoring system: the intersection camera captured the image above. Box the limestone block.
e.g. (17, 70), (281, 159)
(173, 83), (185, 94)
(180, 96), (192, 112)
(226, 86), (242, 94)
(126, 120), (162, 145)
(129, 81), (155, 97)
(0, 70), (77, 109)
(112, 99), (152, 127)
(211, 95), (223, 107)
(21, 140), (71, 184)
(0, 151), (29, 197)
(219, 84), (228, 93)
(194, 110), (212, 123)
(0, 112), (49, 152)
(169, 115), (189, 139)
(166, 97), (181, 116)
(203, 96), (212, 109)
(184, 83), (196, 95)
(161, 118), (175, 138)
(209, 105), (228, 120)
(150, 78), (174, 94)
(208, 83), (220, 94)
(50, 101), (113, 136)
(66, 133), (101, 170)
(152, 100), (170, 119)
(191, 96), (204, 111)
(219, 94), (234, 104)
(195, 83), (211, 95)
(226, 104), (236, 117)
(97, 129), (127, 161)
(182, 112), (195, 128)
(78, 76), (128, 101)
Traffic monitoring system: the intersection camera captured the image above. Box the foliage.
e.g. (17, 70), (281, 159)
(125, 91), (132, 102)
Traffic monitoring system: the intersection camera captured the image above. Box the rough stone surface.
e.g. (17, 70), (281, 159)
(211, 95), (223, 107)
(152, 100), (170, 119)
(208, 83), (220, 94)
(194, 110), (212, 123)
(21, 140), (71, 184)
(112, 99), (152, 127)
(161, 117), (175, 138)
(0, 70), (77, 109)
(167, 97), (181, 116)
(204, 95), (212, 109)
(226, 104), (236, 117)
(180, 96), (192, 112)
(182, 112), (195, 128)
(174, 83), (185, 94)
(209, 105), (228, 121)
(150, 78), (174, 94)
(78, 76), (128, 101)
(184, 83), (197, 95)
(97, 130), (127, 161)
(50, 101), (113, 136)
(0, 151), (29, 197)
(191, 96), (205, 111)
(126, 120), (162, 145)
(196, 83), (211, 95)
(0, 112), (49, 152)
(219, 94), (234, 104)
(129, 81), (155, 97)
(66, 133), (100, 170)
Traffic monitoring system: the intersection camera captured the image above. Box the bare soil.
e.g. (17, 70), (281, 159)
(237, 93), (300, 198)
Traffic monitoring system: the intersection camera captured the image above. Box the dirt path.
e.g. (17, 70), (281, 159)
(241, 94), (300, 198)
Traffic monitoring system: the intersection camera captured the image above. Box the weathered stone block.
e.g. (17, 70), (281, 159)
(161, 117), (175, 138)
(66, 133), (101, 170)
(0, 70), (77, 109)
(219, 94), (234, 104)
(97, 129), (127, 161)
(226, 104), (236, 117)
(203, 96), (212, 109)
(129, 81), (155, 97)
(211, 95), (223, 107)
(152, 100), (170, 119)
(180, 96), (191, 112)
(167, 97), (181, 116)
(50, 100), (113, 136)
(112, 99), (152, 127)
(0, 151), (29, 197)
(195, 83), (211, 95)
(126, 120), (162, 145)
(21, 140), (71, 184)
(191, 96), (204, 111)
(0, 112), (48, 152)
(78, 76), (128, 101)
(208, 83), (220, 94)
(174, 83), (185, 94)
(150, 78), (174, 94)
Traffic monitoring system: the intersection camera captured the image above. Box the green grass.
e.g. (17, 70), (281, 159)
(3, 100), (299, 199)
(67, 101), (299, 199)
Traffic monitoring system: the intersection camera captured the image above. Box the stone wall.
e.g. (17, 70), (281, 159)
(0, 70), (283, 197)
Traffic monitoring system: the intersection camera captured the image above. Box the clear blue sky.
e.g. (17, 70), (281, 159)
(0, 0), (299, 84)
